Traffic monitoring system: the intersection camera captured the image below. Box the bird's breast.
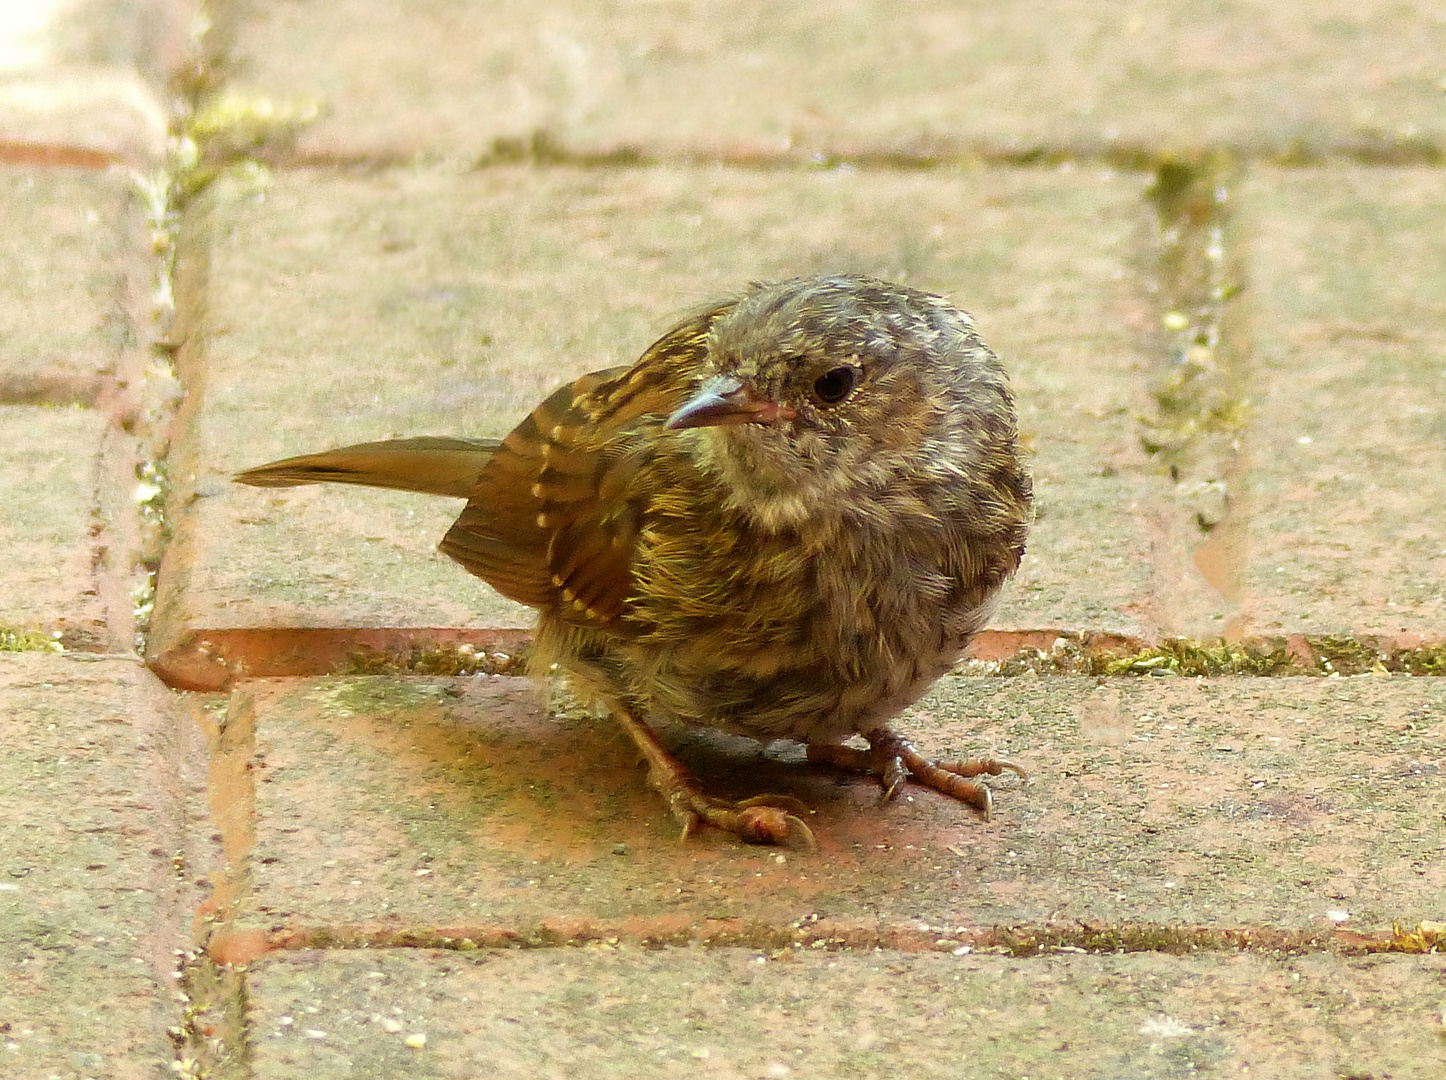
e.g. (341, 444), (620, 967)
(615, 486), (985, 741)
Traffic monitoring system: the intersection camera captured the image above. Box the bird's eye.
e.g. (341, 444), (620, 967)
(812, 365), (861, 405)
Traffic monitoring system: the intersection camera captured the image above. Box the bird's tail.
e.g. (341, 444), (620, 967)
(234, 436), (500, 499)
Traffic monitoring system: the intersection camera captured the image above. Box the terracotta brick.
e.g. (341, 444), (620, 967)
(0, 166), (156, 649)
(0, 654), (194, 1078)
(1237, 167), (1446, 638)
(220, 0), (1446, 162)
(0, 404), (109, 645)
(208, 674), (1444, 947)
(0, 0), (181, 161)
(152, 166), (1165, 684)
(0, 167), (136, 400)
(243, 947), (1446, 1079)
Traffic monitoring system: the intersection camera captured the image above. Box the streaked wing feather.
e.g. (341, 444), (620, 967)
(439, 303), (731, 623)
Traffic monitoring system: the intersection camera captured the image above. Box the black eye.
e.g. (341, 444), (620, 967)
(812, 365), (861, 405)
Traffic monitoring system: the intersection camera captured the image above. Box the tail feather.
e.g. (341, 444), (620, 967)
(234, 436), (499, 499)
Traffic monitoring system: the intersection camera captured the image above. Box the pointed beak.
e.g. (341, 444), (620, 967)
(665, 375), (797, 430)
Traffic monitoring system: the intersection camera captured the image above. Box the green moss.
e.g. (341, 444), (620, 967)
(1387, 644), (1446, 676)
(0, 627), (64, 653)
(1309, 635), (1384, 675)
(1139, 152), (1250, 538)
(316, 676), (456, 718)
(341, 641), (528, 678)
(1386, 921), (1445, 954)
(963, 634), (1446, 678)
(990, 923), (1324, 958)
(1103, 638), (1297, 677)
(481, 129), (648, 168)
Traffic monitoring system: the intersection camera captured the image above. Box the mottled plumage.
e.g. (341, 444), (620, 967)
(237, 276), (1033, 845)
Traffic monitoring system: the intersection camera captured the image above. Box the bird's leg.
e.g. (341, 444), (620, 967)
(607, 700), (815, 848)
(807, 728), (1026, 821)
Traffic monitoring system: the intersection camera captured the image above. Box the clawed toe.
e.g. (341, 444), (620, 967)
(707, 793), (817, 848)
(727, 803), (817, 849)
(808, 730), (1026, 821)
(611, 700), (816, 846)
(937, 757), (1028, 781)
(677, 795), (817, 848)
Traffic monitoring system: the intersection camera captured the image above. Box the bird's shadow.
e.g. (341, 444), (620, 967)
(285, 675), (959, 860)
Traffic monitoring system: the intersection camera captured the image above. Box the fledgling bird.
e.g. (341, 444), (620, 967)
(236, 275), (1033, 846)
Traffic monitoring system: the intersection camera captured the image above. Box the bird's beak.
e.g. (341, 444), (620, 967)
(665, 375), (797, 430)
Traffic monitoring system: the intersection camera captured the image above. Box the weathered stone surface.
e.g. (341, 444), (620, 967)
(0, 404), (109, 645)
(1237, 167), (1446, 640)
(0, 167), (136, 398)
(0, 654), (192, 1078)
(0, 164), (157, 650)
(152, 164), (1165, 686)
(211, 674), (1444, 945)
(220, 0), (1446, 162)
(244, 947), (1446, 1080)
(0, 0), (178, 159)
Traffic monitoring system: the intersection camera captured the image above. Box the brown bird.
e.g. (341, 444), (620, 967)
(236, 275), (1033, 846)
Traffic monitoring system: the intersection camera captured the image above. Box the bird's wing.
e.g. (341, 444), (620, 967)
(441, 306), (728, 623)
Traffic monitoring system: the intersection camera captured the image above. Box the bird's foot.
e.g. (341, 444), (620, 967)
(609, 700), (816, 847)
(678, 793), (816, 849)
(807, 728), (1026, 821)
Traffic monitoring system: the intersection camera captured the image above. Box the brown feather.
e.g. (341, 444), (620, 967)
(234, 436), (497, 499)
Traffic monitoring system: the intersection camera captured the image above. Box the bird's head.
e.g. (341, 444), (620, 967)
(666, 275), (1022, 531)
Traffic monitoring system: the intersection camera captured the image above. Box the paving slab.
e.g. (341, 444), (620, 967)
(1238, 167), (1446, 638)
(206, 674), (1444, 952)
(0, 0), (178, 160)
(0, 166), (137, 402)
(0, 404), (111, 646)
(0, 653), (193, 1079)
(0, 165), (156, 649)
(217, 0), (1446, 162)
(152, 164), (1168, 686)
(243, 947), (1446, 1080)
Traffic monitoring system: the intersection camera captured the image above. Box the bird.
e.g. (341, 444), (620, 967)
(235, 275), (1033, 846)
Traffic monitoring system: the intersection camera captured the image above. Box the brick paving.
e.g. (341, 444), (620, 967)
(2, 1), (1444, 1077)
(0, 654), (199, 1078)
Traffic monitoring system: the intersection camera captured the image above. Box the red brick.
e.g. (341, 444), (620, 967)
(151, 166), (1163, 683)
(243, 947), (1446, 1079)
(0, 654), (195, 1077)
(211, 674), (1444, 946)
(1237, 168), (1446, 638)
(224, 0), (1446, 162)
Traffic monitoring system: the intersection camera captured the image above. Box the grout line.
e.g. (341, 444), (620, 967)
(0, 140), (120, 168)
(132, 17), (274, 1069)
(0, 370), (111, 407)
(149, 626), (529, 691)
(172, 690), (260, 1079)
(204, 916), (1441, 961)
(245, 131), (1446, 175)
(1137, 153), (1252, 638)
(960, 630), (1446, 677)
(140, 625), (1446, 687)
